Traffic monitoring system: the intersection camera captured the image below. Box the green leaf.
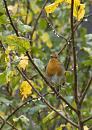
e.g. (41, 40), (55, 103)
(33, 58), (44, 70)
(17, 20), (32, 33)
(0, 71), (6, 86)
(83, 47), (92, 56)
(0, 96), (12, 105)
(39, 18), (47, 30)
(30, 104), (47, 115)
(82, 59), (92, 66)
(42, 111), (56, 124)
(0, 35), (31, 53)
(65, 71), (73, 83)
(0, 15), (8, 24)
(0, 2), (5, 14)
(13, 115), (29, 125)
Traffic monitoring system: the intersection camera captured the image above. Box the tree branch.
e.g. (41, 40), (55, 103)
(26, 51), (77, 113)
(7, 99), (35, 121)
(0, 98), (36, 129)
(3, 0), (19, 36)
(79, 77), (92, 105)
(0, 40), (6, 51)
(0, 116), (18, 130)
(71, 1), (84, 130)
(83, 115), (92, 124)
(58, 12), (92, 55)
(30, 0), (48, 42)
(45, 17), (68, 42)
(16, 67), (79, 128)
(25, 0), (30, 24)
(71, 0), (78, 105)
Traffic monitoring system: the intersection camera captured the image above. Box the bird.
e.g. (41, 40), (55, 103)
(46, 52), (65, 91)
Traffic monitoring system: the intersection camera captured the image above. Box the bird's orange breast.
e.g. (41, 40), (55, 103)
(46, 58), (63, 76)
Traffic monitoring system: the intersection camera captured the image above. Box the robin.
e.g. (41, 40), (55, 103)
(46, 52), (65, 91)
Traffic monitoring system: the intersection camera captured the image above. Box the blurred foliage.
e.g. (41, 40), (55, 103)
(0, 0), (92, 130)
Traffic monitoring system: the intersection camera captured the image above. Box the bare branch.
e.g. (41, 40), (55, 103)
(45, 17), (68, 42)
(0, 40), (6, 51)
(83, 115), (92, 124)
(71, 1), (85, 130)
(79, 77), (92, 105)
(16, 67), (79, 128)
(59, 13), (92, 55)
(0, 98), (36, 129)
(25, 0), (30, 24)
(30, 0), (48, 41)
(7, 99), (34, 121)
(0, 116), (18, 130)
(71, 0), (78, 105)
(3, 0), (19, 36)
(58, 42), (70, 55)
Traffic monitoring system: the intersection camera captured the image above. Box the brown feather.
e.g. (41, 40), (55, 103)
(46, 58), (64, 77)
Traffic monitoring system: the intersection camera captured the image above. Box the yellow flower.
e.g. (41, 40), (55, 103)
(20, 81), (32, 100)
(18, 54), (28, 70)
(73, 4), (85, 21)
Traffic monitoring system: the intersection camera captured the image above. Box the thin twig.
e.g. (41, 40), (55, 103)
(64, 43), (71, 70)
(0, 98), (35, 129)
(0, 40), (6, 51)
(16, 67), (79, 128)
(71, 1), (84, 130)
(3, 0), (19, 36)
(0, 116), (18, 130)
(58, 42), (70, 55)
(75, 12), (92, 32)
(43, 92), (54, 97)
(79, 67), (90, 100)
(7, 98), (34, 121)
(45, 17), (68, 42)
(26, 51), (77, 113)
(83, 115), (92, 124)
(30, 0), (48, 41)
(84, 13), (92, 19)
(58, 13), (92, 55)
(25, 0), (30, 24)
(79, 77), (92, 105)
(71, 0), (78, 105)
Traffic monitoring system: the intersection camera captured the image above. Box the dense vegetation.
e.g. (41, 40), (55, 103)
(0, 0), (92, 130)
